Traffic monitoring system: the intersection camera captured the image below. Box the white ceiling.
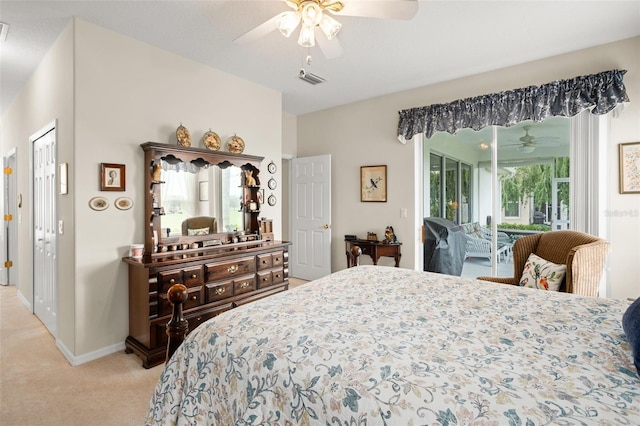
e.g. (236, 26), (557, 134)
(1, 0), (639, 119)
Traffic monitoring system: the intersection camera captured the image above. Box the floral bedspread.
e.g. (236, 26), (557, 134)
(146, 266), (640, 425)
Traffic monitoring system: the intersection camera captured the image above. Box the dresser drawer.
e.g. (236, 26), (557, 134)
(272, 267), (285, 284)
(159, 286), (202, 317)
(205, 256), (255, 282)
(233, 275), (256, 296)
(158, 266), (204, 293)
(272, 251), (285, 267)
(257, 270), (272, 289)
(205, 281), (234, 303)
(257, 253), (273, 270)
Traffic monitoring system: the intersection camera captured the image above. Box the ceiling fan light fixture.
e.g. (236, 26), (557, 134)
(276, 11), (301, 37)
(298, 24), (316, 47)
(519, 145), (535, 154)
(301, 2), (323, 26)
(319, 13), (341, 39)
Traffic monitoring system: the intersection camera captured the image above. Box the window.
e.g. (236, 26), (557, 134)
(504, 199), (519, 217)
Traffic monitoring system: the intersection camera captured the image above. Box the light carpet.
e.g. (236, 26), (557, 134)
(0, 277), (308, 425)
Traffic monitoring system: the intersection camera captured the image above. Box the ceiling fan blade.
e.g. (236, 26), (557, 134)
(316, 31), (343, 59)
(334, 0), (418, 20)
(234, 13), (283, 44)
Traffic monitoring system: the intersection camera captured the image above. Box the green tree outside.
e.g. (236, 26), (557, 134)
(500, 157), (570, 216)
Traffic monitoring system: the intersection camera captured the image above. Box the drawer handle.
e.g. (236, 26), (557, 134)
(191, 295), (198, 301)
(275, 257), (280, 262)
(239, 281), (250, 289)
(262, 276), (268, 282)
(196, 317), (202, 322)
(191, 274), (197, 279)
(215, 287), (226, 295)
(169, 278), (176, 284)
(262, 259), (267, 264)
(228, 265), (238, 273)
(275, 274), (281, 279)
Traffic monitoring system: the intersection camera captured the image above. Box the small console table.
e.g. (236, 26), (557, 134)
(345, 239), (402, 268)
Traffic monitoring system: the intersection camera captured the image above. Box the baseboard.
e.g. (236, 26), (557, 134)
(56, 339), (126, 367)
(16, 289), (31, 311)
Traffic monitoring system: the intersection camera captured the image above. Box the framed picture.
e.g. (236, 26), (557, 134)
(360, 165), (387, 202)
(199, 181), (209, 201)
(619, 142), (640, 194)
(100, 163), (125, 191)
(257, 188), (264, 205)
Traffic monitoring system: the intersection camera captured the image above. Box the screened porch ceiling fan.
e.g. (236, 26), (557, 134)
(502, 125), (560, 153)
(234, 0), (419, 59)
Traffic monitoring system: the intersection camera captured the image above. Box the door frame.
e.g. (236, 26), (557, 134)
(2, 148), (18, 286)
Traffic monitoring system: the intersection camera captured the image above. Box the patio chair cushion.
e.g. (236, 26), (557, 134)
(622, 297), (640, 376)
(461, 222), (483, 239)
(519, 253), (566, 291)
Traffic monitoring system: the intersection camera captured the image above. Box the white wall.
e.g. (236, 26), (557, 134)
(298, 37), (640, 300)
(1, 18), (284, 362)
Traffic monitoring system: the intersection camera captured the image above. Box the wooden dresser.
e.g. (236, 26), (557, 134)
(124, 241), (290, 368)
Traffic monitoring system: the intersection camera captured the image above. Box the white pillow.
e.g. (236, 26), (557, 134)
(187, 227), (209, 236)
(519, 253), (566, 291)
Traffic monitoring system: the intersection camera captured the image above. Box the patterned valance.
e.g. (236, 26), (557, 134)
(397, 69), (629, 143)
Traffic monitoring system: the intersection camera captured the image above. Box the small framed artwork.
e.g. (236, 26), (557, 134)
(199, 181), (209, 201)
(257, 189), (264, 205)
(59, 162), (68, 195)
(100, 163), (125, 191)
(619, 142), (640, 194)
(360, 165), (387, 202)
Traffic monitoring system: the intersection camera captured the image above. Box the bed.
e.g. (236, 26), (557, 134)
(145, 265), (640, 425)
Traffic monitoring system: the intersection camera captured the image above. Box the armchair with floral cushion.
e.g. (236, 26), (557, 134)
(476, 230), (609, 296)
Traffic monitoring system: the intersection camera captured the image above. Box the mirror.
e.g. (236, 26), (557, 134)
(158, 163), (244, 239)
(142, 142), (264, 255)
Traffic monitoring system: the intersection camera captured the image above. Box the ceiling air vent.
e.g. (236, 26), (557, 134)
(299, 69), (325, 85)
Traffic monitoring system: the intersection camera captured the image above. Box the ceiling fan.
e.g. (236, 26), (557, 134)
(234, 0), (419, 59)
(502, 125), (559, 153)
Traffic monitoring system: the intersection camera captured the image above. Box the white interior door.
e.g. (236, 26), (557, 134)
(290, 155), (331, 281)
(32, 124), (58, 336)
(2, 149), (18, 286)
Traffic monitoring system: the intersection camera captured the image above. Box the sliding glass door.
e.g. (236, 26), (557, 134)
(425, 116), (571, 278)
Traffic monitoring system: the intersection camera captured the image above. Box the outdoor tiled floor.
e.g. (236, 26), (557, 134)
(461, 257), (514, 281)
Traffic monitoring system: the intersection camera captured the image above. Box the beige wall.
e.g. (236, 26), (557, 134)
(1, 19), (283, 362)
(298, 37), (640, 300)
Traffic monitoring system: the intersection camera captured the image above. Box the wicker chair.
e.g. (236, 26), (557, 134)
(477, 230), (610, 296)
(181, 216), (217, 235)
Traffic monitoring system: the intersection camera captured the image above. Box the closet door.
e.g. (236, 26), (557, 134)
(32, 124), (57, 337)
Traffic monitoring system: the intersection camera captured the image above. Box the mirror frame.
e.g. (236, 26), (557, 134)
(141, 142), (263, 256)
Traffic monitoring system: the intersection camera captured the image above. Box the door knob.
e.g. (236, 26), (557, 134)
(321, 224), (331, 229)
